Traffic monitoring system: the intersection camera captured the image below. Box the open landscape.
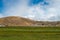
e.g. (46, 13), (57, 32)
(0, 0), (60, 40)
(0, 16), (60, 40)
(0, 27), (60, 40)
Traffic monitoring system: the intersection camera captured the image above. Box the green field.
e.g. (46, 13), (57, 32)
(0, 27), (60, 40)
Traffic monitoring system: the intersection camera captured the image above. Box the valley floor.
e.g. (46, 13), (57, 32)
(0, 27), (60, 40)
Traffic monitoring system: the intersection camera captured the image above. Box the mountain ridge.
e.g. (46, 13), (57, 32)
(0, 16), (60, 27)
(0, 16), (36, 26)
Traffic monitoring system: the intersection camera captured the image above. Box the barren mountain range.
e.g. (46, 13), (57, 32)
(0, 16), (60, 27)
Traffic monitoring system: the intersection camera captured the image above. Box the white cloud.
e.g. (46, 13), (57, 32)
(0, 13), (3, 18)
(1, 0), (60, 21)
(24, 15), (35, 19)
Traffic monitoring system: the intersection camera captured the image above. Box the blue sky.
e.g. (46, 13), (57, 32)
(0, 0), (59, 21)
(0, 0), (3, 13)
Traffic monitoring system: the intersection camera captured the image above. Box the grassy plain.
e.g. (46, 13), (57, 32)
(0, 27), (60, 40)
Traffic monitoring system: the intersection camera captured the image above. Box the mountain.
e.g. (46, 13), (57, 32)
(0, 16), (36, 26)
(0, 16), (60, 27)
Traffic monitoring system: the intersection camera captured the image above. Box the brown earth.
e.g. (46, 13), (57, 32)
(0, 16), (36, 26)
(0, 16), (60, 27)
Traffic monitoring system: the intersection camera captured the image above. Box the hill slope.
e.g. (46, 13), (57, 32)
(0, 16), (36, 26)
(0, 16), (60, 27)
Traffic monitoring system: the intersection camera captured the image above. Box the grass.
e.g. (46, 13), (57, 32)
(0, 27), (60, 40)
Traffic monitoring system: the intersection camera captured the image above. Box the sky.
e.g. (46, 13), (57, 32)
(0, 0), (60, 21)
